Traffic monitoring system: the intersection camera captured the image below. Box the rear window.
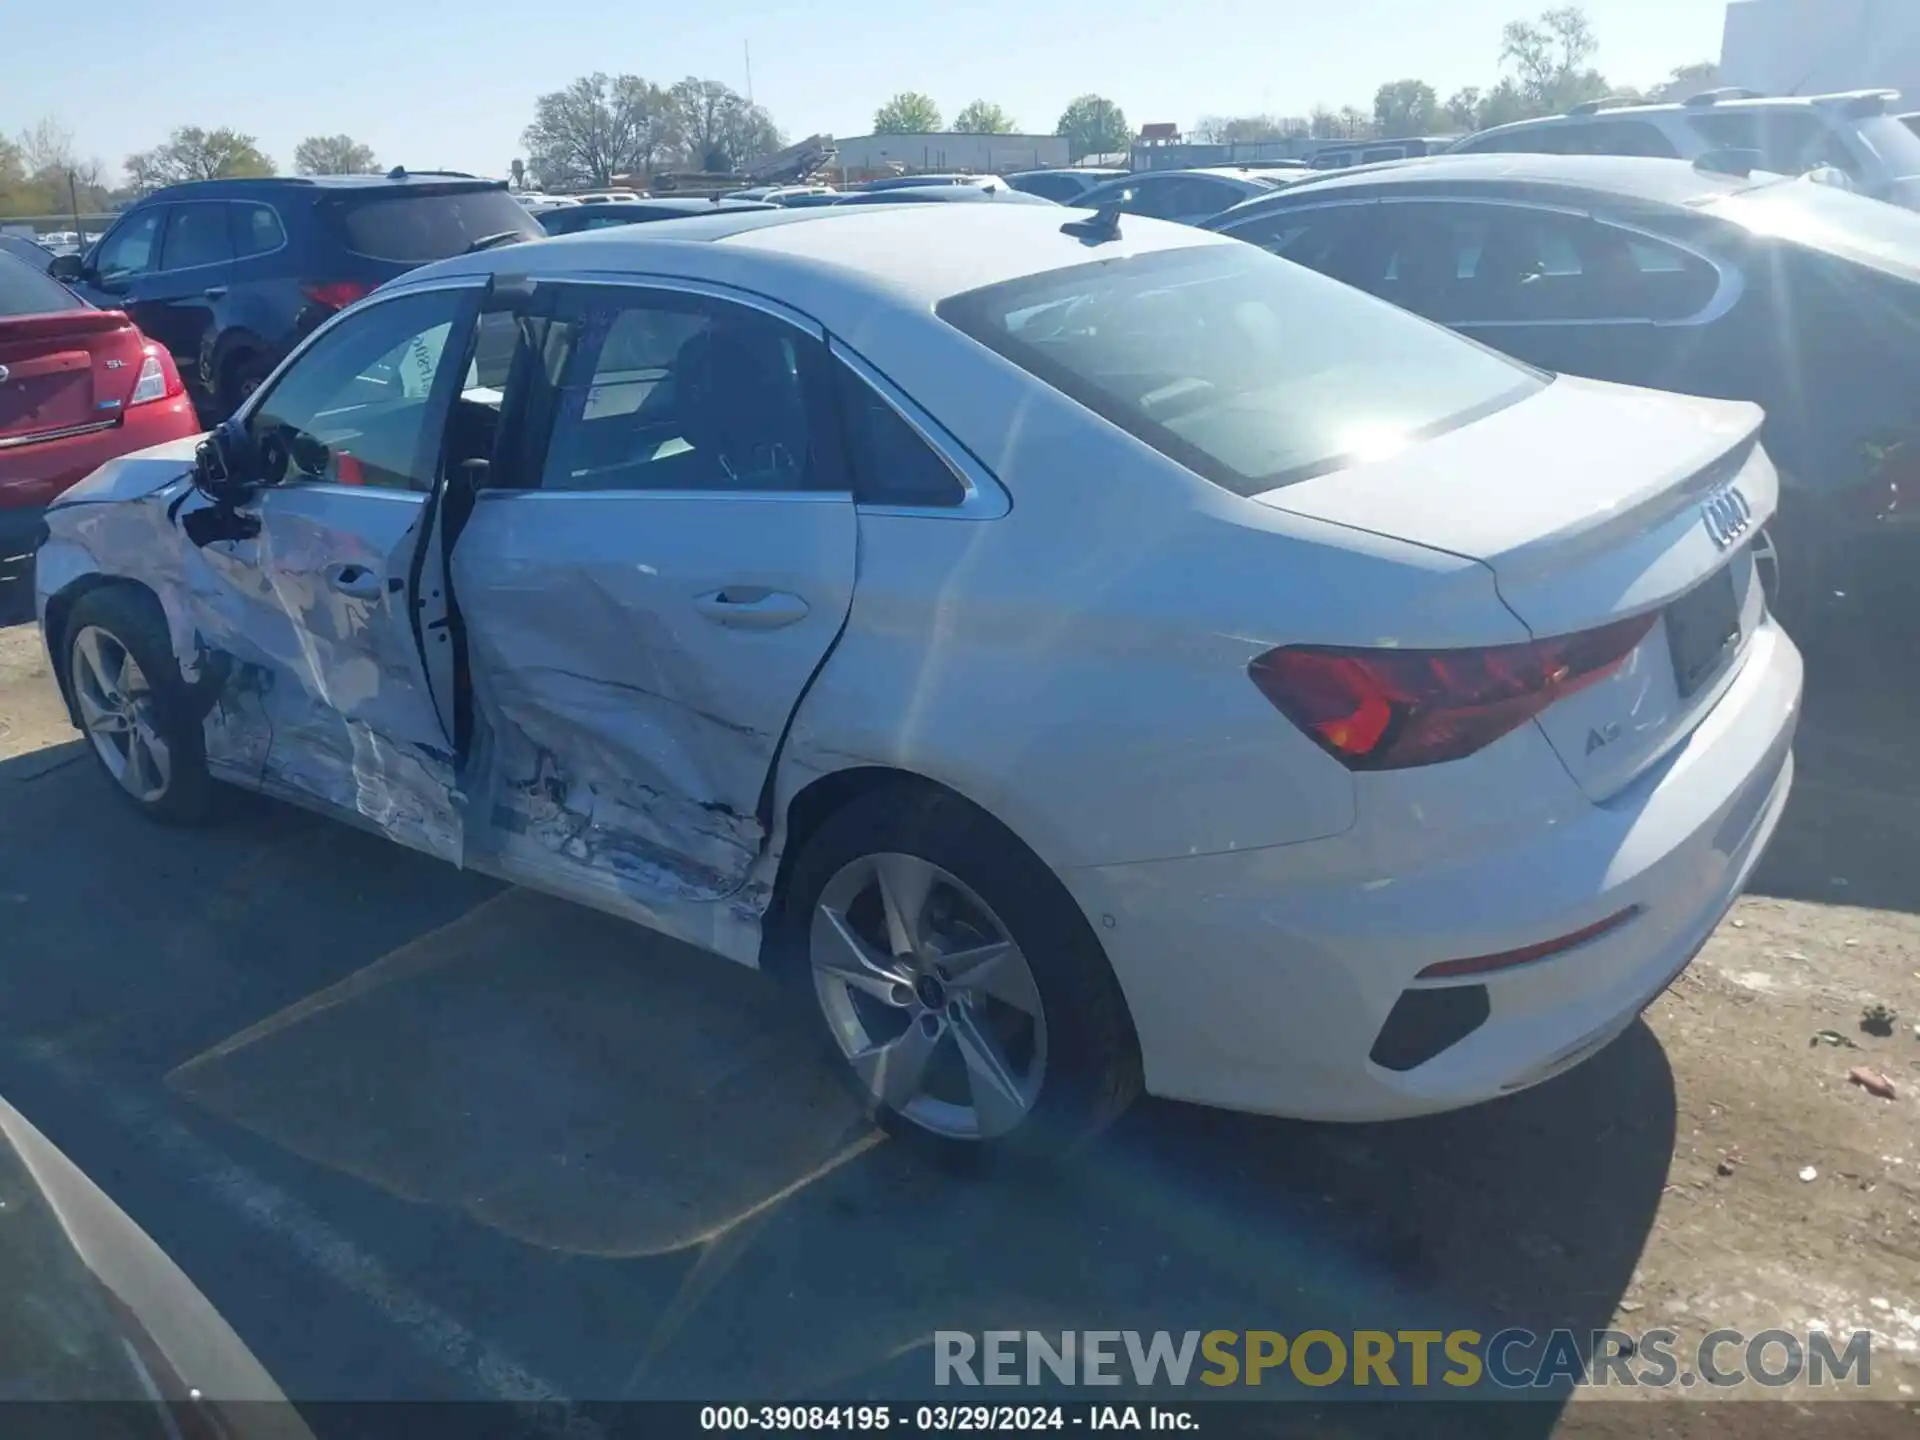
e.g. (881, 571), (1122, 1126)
(1706, 176), (1920, 283)
(1852, 115), (1920, 179)
(320, 186), (541, 263)
(937, 242), (1543, 495)
(0, 252), (85, 315)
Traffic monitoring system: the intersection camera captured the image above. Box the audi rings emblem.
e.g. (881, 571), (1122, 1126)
(1701, 486), (1753, 551)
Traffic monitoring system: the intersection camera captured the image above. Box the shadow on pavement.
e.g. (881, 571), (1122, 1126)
(0, 724), (1672, 1426)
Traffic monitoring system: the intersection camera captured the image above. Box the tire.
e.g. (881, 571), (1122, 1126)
(63, 586), (220, 825)
(774, 785), (1142, 1164)
(217, 352), (271, 422)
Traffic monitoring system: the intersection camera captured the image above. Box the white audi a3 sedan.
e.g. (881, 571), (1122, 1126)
(34, 203), (1801, 1155)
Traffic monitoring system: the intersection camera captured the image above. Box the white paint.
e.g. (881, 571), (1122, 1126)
(18, 1039), (595, 1434)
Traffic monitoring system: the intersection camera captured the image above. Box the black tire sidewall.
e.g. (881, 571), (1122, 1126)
(774, 785), (1142, 1162)
(65, 586), (217, 824)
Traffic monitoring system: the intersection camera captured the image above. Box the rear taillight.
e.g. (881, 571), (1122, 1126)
(1248, 613), (1658, 770)
(128, 344), (184, 406)
(301, 280), (374, 310)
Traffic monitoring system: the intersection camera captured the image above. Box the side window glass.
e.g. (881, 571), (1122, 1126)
(94, 210), (164, 282)
(160, 204), (234, 271)
(536, 289), (828, 494)
(833, 359), (965, 507)
(1231, 208), (1383, 287)
(230, 203), (286, 258)
(1579, 121), (1680, 158)
(246, 289), (476, 491)
(1376, 205), (1493, 320)
(1460, 212), (1719, 323)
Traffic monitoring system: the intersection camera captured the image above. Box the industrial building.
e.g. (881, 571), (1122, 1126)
(826, 133), (1070, 179)
(1720, 0), (1920, 102)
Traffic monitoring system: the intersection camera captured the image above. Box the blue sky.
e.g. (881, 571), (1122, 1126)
(8, 0), (1730, 181)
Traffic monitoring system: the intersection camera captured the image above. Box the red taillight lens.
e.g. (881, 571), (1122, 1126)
(301, 280), (373, 310)
(127, 343), (184, 405)
(1247, 613), (1658, 770)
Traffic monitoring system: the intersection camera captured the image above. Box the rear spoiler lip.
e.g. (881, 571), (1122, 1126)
(0, 308), (136, 337)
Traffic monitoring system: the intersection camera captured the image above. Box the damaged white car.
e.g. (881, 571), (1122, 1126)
(35, 204), (1801, 1154)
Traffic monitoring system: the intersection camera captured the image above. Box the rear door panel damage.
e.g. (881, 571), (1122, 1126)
(450, 491), (856, 916)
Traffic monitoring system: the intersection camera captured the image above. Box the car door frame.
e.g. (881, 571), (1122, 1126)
(432, 269), (863, 959)
(178, 274), (491, 857)
(141, 199), (238, 387)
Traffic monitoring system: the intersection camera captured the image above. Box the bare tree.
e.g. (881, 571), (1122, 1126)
(1193, 115), (1295, 144)
(1500, 5), (1608, 114)
(17, 118), (77, 176)
(1444, 87), (1483, 131)
(294, 134), (378, 175)
(670, 78), (778, 173)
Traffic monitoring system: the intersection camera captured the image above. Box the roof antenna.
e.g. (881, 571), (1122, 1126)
(1061, 202), (1122, 243)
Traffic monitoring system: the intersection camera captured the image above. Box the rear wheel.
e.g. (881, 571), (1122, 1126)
(64, 587), (218, 824)
(779, 786), (1141, 1161)
(217, 352), (271, 421)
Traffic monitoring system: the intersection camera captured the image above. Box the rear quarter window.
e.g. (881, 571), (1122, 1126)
(320, 187), (542, 262)
(937, 242), (1544, 496)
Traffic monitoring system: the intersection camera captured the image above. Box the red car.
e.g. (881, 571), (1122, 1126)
(0, 251), (198, 561)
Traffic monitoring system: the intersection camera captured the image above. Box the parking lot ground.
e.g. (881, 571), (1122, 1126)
(3, 573), (1919, 1431)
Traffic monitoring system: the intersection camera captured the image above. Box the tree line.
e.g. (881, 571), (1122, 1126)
(1193, 7), (1718, 145)
(0, 6), (1718, 220)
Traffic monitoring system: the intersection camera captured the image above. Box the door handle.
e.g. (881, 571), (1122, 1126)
(203, 285), (228, 300)
(325, 562), (383, 600)
(694, 588), (810, 630)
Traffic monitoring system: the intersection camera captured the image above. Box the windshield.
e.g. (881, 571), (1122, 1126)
(938, 241), (1543, 495)
(1707, 175), (1920, 284)
(320, 186), (542, 262)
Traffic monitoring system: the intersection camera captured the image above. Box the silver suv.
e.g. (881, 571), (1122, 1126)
(1450, 89), (1920, 209)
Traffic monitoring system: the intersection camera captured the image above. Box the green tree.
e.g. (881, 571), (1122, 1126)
(124, 127), (272, 192)
(293, 134), (378, 175)
(873, 92), (944, 134)
(1055, 94), (1129, 160)
(1443, 87), (1483, 131)
(1474, 78), (1534, 129)
(1373, 80), (1442, 137)
(952, 100), (1016, 134)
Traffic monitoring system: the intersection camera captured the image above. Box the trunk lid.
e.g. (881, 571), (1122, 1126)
(1256, 376), (1775, 800)
(0, 310), (145, 446)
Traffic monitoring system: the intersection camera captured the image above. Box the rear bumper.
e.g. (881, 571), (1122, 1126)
(0, 397), (200, 523)
(1063, 621), (1803, 1122)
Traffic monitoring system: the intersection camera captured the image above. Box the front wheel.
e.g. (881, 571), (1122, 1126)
(64, 587), (219, 824)
(779, 787), (1141, 1161)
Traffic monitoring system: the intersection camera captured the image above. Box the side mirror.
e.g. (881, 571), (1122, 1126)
(47, 252), (85, 283)
(193, 420), (259, 501)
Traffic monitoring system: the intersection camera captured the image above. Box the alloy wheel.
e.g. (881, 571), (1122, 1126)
(810, 852), (1046, 1140)
(71, 625), (171, 803)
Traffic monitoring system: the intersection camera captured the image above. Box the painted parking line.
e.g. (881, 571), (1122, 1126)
(16, 1034), (597, 1436)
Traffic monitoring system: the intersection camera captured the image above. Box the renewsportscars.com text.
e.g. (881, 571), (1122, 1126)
(933, 1329), (1872, 1390)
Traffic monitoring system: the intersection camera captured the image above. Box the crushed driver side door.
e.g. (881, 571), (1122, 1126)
(170, 280), (495, 861)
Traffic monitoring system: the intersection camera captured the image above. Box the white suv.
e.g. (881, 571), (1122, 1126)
(1451, 89), (1920, 209)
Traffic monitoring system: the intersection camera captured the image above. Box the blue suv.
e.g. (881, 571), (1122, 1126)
(49, 170), (541, 423)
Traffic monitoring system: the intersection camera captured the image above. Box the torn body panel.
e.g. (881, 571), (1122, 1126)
(53, 476), (463, 862)
(449, 489), (858, 930)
